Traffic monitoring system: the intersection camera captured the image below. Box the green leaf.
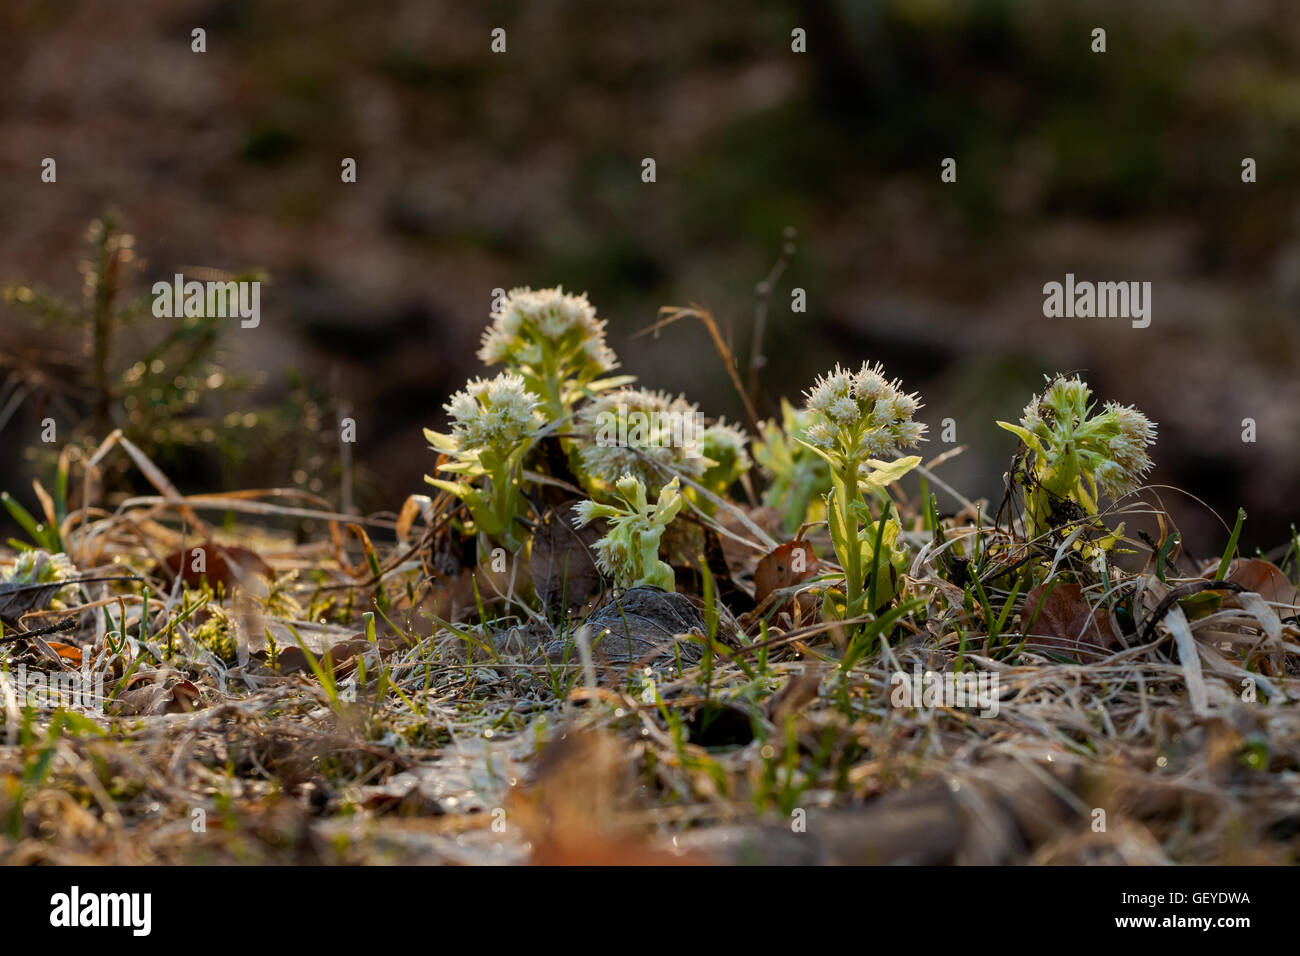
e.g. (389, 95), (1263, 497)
(423, 476), (470, 498)
(2, 493), (51, 550)
(792, 436), (839, 469)
(1214, 508), (1246, 581)
(860, 455), (921, 492)
(996, 420), (1043, 454)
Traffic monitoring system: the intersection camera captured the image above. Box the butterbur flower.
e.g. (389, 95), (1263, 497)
(698, 418), (751, 496)
(577, 387), (710, 490)
(801, 361), (927, 476)
(572, 475), (682, 591)
(443, 372), (543, 457)
(477, 286), (624, 419)
(425, 372), (545, 549)
(5, 549), (75, 586)
(3, 549), (78, 607)
(797, 361), (926, 621)
(998, 374), (1157, 541)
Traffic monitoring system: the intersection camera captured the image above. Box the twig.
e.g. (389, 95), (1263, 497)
(639, 305), (762, 434)
(748, 227), (797, 407)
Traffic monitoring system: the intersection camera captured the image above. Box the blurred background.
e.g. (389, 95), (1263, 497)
(1, 0), (1297, 554)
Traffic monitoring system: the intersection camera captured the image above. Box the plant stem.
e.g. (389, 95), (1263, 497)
(836, 460), (862, 613)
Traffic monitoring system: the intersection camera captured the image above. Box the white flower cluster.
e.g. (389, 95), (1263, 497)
(5, 549), (75, 587)
(4, 549), (78, 606)
(699, 418), (752, 474)
(444, 372), (543, 455)
(478, 285), (618, 373)
(576, 387), (709, 488)
(1094, 401), (1157, 496)
(802, 362), (926, 460)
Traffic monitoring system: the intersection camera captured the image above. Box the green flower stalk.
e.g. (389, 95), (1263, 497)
(997, 374), (1156, 545)
(797, 362), (926, 619)
(424, 372), (544, 550)
(477, 286), (630, 421)
(753, 398), (832, 536)
(572, 474), (683, 591)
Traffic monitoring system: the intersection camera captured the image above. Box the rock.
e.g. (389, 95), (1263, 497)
(547, 587), (705, 669)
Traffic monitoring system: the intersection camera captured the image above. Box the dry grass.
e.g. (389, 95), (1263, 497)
(1, 428), (1297, 866)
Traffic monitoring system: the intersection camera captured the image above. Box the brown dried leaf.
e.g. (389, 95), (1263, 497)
(1021, 581), (1118, 660)
(44, 641), (83, 665)
(159, 542), (271, 590)
(753, 540), (819, 613)
(764, 666), (825, 724)
(1217, 558), (1297, 609)
(110, 677), (203, 716)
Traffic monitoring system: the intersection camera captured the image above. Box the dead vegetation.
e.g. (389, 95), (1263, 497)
(1, 396), (1297, 865)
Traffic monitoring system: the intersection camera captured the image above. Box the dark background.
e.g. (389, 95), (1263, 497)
(1, 0), (1297, 555)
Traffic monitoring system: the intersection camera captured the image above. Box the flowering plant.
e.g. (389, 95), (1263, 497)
(2, 549), (78, 607)
(576, 387), (749, 519)
(478, 286), (631, 421)
(572, 474), (682, 591)
(997, 374), (1156, 545)
(577, 388), (706, 491)
(424, 372), (543, 549)
(697, 419), (751, 499)
(797, 362), (926, 619)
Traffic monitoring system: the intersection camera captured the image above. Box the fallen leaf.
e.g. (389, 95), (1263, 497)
(44, 641), (83, 665)
(517, 727), (712, 865)
(753, 540), (819, 613)
(110, 676), (204, 715)
(1207, 558), (1298, 609)
(764, 666), (825, 724)
(273, 637), (369, 677)
(1021, 582), (1118, 660)
(159, 542), (271, 590)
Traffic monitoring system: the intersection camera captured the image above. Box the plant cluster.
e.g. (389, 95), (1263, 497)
(427, 286), (1173, 635)
(477, 286), (628, 420)
(6, 273), (1297, 872)
(426, 288), (752, 568)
